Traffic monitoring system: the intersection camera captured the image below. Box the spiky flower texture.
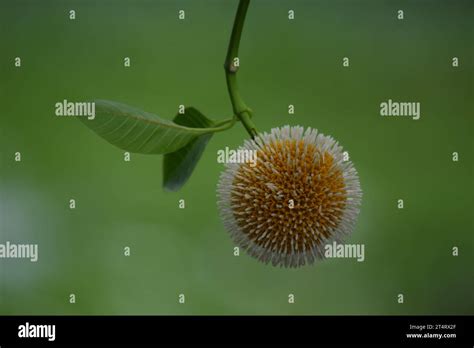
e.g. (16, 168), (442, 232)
(217, 126), (362, 267)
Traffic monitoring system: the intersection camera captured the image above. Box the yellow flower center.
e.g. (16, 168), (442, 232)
(230, 138), (347, 255)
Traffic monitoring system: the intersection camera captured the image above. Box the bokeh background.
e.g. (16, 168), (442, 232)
(0, 0), (472, 315)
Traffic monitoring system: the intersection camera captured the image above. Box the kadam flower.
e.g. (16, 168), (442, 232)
(217, 126), (362, 267)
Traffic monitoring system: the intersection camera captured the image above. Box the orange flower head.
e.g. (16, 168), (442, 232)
(217, 126), (362, 267)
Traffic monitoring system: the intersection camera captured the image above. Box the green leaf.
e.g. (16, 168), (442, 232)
(80, 100), (216, 154)
(163, 108), (215, 191)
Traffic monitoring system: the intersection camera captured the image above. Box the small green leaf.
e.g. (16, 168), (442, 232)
(163, 108), (215, 191)
(80, 100), (215, 154)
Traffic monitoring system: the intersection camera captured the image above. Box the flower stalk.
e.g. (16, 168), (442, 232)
(224, 0), (258, 138)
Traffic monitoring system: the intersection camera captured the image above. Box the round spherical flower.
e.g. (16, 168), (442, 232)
(217, 125), (362, 268)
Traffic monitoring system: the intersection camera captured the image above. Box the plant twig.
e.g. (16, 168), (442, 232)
(224, 0), (258, 138)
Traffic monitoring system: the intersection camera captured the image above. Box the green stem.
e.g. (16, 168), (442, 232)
(213, 117), (235, 127)
(212, 117), (236, 132)
(225, 0), (258, 139)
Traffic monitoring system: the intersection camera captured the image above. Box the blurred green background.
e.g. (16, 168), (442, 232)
(0, 0), (472, 315)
